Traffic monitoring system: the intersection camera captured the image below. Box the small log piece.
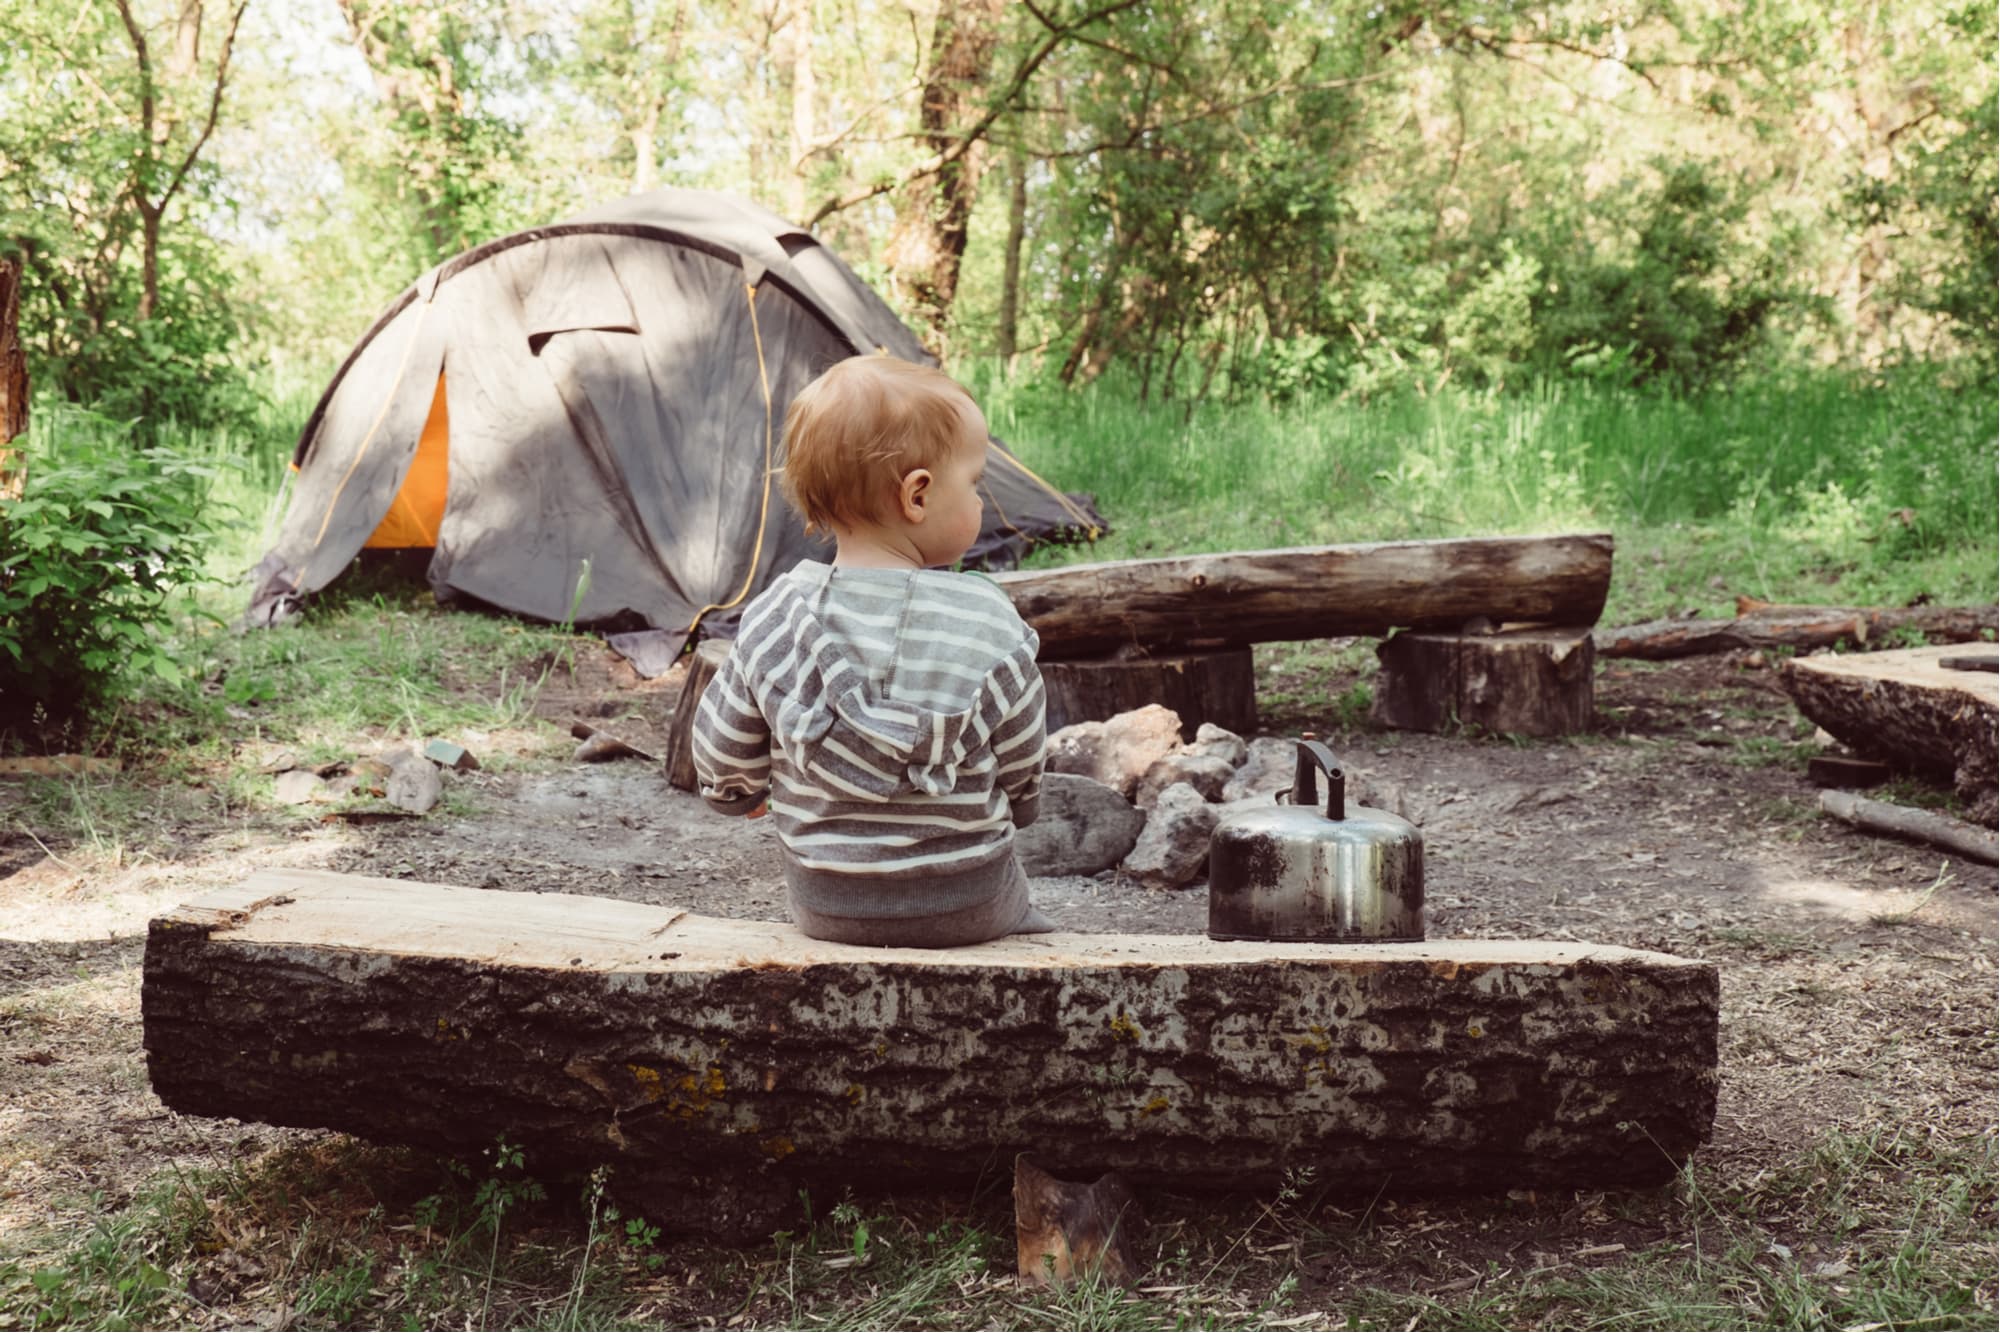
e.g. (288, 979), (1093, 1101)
(1015, 1157), (1144, 1287)
(1041, 649), (1256, 741)
(994, 534), (1613, 660)
(663, 638), (730, 792)
(1781, 644), (1998, 819)
(1818, 790), (1998, 866)
(144, 870), (1720, 1238)
(1373, 626), (1595, 736)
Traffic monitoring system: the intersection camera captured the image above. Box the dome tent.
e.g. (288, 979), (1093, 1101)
(246, 189), (1101, 669)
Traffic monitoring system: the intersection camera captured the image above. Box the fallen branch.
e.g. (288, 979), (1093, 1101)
(1819, 790), (1998, 865)
(1594, 602), (1997, 660)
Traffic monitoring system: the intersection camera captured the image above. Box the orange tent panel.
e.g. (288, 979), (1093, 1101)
(365, 372), (450, 549)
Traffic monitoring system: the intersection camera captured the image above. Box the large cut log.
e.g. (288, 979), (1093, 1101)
(992, 534), (1613, 660)
(145, 870), (1718, 1236)
(1597, 602), (1998, 660)
(1780, 644), (1998, 821)
(1041, 649), (1256, 739)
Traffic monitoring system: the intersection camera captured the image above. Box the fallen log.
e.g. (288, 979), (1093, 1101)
(1818, 790), (1998, 866)
(145, 870), (1718, 1237)
(992, 534), (1613, 660)
(1780, 644), (1998, 820)
(1595, 602), (1998, 660)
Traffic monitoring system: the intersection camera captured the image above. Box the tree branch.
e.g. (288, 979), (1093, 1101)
(161, 0), (248, 213)
(806, 0), (1146, 228)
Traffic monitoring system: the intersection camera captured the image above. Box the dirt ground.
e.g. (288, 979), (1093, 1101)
(0, 646), (1994, 1324)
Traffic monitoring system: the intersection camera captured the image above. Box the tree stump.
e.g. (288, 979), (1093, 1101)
(662, 638), (730, 792)
(1373, 626), (1595, 736)
(1781, 644), (1998, 821)
(144, 870), (1720, 1238)
(1042, 649), (1256, 741)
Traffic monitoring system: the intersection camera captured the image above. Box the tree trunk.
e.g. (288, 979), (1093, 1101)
(1780, 644), (1998, 819)
(0, 256), (27, 497)
(993, 534), (1615, 661)
(144, 870), (1720, 1238)
(997, 145), (1027, 359)
(1595, 603), (1998, 660)
(884, 0), (1008, 343)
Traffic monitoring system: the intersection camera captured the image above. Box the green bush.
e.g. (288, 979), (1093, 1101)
(0, 411), (221, 736)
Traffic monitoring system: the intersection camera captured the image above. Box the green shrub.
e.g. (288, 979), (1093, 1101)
(0, 410), (221, 737)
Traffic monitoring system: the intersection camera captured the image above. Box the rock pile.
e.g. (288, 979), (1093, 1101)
(1021, 705), (1310, 890)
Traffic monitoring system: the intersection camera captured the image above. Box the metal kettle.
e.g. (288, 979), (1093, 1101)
(1206, 740), (1425, 943)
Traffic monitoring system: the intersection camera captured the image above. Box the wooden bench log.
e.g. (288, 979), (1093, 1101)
(1372, 626), (1595, 736)
(1041, 649), (1256, 740)
(144, 871), (1718, 1236)
(1596, 602), (1999, 660)
(992, 534), (1613, 660)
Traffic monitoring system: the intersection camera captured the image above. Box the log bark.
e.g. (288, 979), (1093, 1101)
(1041, 649), (1257, 741)
(663, 638), (729, 793)
(993, 534), (1613, 661)
(1818, 790), (1998, 865)
(1372, 626), (1595, 737)
(1595, 603), (1998, 660)
(145, 870), (1719, 1237)
(1780, 644), (1998, 819)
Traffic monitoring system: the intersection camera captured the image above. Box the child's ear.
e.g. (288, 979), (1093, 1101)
(898, 468), (932, 524)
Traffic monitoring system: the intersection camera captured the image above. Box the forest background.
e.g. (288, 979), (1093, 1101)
(0, 0), (1995, 720)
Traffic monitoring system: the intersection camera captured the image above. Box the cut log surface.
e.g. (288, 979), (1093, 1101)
(1596, 604), (1998, 660)
(1041, 649), (1257, 739)
(1373, 626), (1595, 737)
(1780, 644), (1999, 812)
(993, 534), (1613, 660)
(663, 638), (730, 793)
(145, 870), (1718, 1234)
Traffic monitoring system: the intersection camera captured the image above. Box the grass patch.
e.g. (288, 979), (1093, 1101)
(2, 1128), (1989, 1330)
(987, 367), (1997, 626)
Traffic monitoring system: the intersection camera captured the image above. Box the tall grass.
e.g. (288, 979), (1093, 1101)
(977, 365), (1998, 622)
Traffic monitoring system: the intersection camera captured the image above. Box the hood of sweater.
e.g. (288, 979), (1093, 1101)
(740, 562), (1033, 801)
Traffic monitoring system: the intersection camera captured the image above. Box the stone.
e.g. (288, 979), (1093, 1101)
(1134, 752), (1235, 809)
(272, 770), (326, 805)
(1185, 722), (1247, 768)
(1221, 736), (1298, 804)
(1121, 782), (1218, 890)
(1015, 774), (1146, 877)
(384, 753), (441, 814)
(1046, 705), (1184, 799)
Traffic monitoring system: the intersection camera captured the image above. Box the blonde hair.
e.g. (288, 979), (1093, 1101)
(780, 356), (980, 533)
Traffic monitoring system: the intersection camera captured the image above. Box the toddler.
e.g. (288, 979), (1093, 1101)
(692, 356), (1054, 946)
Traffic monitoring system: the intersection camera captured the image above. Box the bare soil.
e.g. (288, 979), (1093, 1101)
(1, 646), (1994, 1325)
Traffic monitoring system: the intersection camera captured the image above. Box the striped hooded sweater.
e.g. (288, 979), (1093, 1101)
(691, 561), (1047, 923)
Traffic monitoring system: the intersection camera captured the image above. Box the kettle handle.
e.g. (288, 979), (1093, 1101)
(1292, 740), (1346, 821)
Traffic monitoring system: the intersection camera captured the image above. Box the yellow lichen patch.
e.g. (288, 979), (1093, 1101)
(1287, 1024), (1333, 1055)
(434, 1017), (462, 1042)
(844, 1083), (865, 1106)
(628, 1063), (666, 1102)
(1109, 1013), (1141, 1042)
(760, 1135), (796, 1160)
(1140, 1095), (1171, 1117)
(1466, 1021), (1486, 1039)
(668, 1065), (727, 1120)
